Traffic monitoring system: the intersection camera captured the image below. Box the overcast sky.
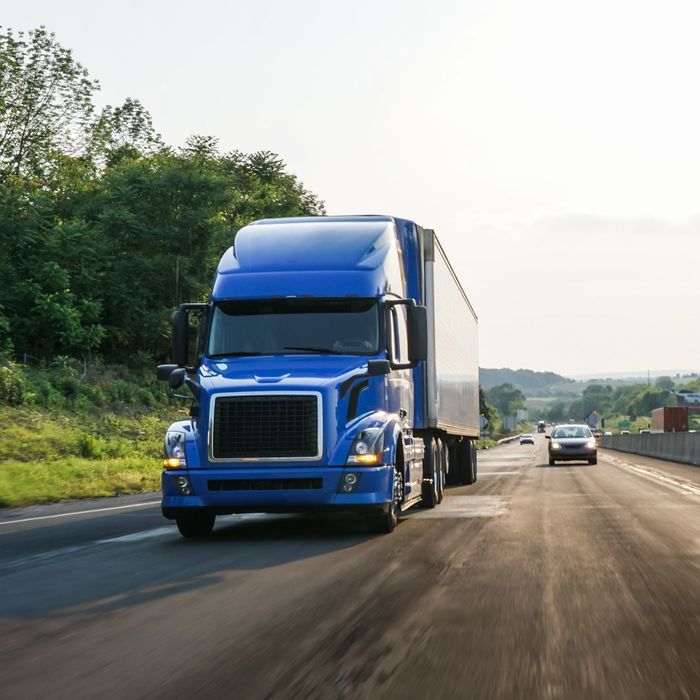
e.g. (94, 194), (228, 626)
(5, 0), (699, 376)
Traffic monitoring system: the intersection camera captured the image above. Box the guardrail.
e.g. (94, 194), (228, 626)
(600, 432), (700, 467)
(497, 434), (522, 445)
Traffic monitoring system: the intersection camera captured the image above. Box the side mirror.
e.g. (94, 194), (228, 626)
(169, 367), (186, 390)
(171, 307), (189, 367)
(367, 359), (391, 376)
(407, 305), (428, 364)
(545, 435), (551, 440)
(156, 364), (178, 381)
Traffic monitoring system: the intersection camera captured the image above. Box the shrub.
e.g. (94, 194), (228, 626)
(0, 363), (26, 405)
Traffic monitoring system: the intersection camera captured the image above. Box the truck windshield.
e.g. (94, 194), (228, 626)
(208, 298), (380, 357)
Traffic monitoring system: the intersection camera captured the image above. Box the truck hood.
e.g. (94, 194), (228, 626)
(199, 355), (373, 392)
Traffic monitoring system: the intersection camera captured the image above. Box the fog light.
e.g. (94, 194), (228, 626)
(338, 472), (360, 493)
(173, 475), (193, 496)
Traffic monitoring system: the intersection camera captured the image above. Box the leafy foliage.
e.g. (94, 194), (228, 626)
(486, 383), (526, 417)
(0, 26), (324, 364)
(480, 367), (571, 394)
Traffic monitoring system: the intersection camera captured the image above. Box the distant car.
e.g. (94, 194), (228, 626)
(683, 393), (700, 405)
(520, 433), (534, 445)
(603, 431), (612, 436)
(620, 430), (630, 435)
(639, 429), (651, 434)
(546, 424), (597, 465)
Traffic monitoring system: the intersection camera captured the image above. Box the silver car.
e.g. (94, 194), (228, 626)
(546, 424), (597, 465)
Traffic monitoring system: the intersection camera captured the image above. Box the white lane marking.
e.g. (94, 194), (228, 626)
(601, 454), (700, 497)
(409, 495), (507, 519)
(0, 500), (161, 526)
(97, 526), (175, 544)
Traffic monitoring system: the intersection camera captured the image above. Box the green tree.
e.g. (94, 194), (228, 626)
(0, 26), (98, 181)
(479, 385), (496, 429)
(91, 97), (164, 167)
(487, 383), (525, 417)
(654, 376), (675, 391)
(0, 26), (326, 364)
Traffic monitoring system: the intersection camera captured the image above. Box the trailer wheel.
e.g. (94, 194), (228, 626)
(459, 440), (476, 485)
(176, 512), (216, 538)
(421, 439), (438, 509)
(471, 441), (478, 483)
(437, 441), (446, 503)
(445, 441), (459, 486)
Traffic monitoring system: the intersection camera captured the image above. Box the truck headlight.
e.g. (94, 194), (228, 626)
(347, 427), (384, 464)
(164, 430), (187, 468)
(551, 442), (561, 450)
(586, 439), (596, 449)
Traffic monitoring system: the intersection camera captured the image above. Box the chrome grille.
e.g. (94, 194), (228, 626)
(211, 394), (320, 460)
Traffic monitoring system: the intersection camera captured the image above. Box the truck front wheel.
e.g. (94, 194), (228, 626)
(176, 512), (216, 538)
(368, 468), (402, 534)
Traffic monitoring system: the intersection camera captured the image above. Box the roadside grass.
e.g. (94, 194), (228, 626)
(0, 362), (186, 507)
(603, 415), (654, 433)
(0, 406), (181, 507)
(0, 456), (163, 507)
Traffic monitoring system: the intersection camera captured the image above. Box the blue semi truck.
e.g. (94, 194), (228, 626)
(157, 215), (479, 537)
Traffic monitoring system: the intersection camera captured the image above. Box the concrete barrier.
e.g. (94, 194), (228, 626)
(600, 432), (700, 466)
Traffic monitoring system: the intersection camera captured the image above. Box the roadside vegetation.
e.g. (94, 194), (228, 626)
(0, 27), (323, 507)
(0, 360), (185, 506)
(498, 375), (700, 433)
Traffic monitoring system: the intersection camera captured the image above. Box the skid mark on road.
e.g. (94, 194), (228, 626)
(1, 526), (178, 574)
(407, 495), (507, 519)
(97, 526), (176, 544)
(477, 471), (519, 477)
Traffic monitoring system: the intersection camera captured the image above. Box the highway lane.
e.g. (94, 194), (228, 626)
(1, 436), (699, 698)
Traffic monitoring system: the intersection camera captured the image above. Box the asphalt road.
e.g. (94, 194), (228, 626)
(1, 436), (699, 699)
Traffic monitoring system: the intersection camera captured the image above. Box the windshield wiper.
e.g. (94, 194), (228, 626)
(283, 346), (344, 355)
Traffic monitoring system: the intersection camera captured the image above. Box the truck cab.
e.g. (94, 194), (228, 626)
(157, 216), (478, 537)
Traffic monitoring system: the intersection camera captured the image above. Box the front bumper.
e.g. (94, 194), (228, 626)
(161, 465), (393, 518)
(549, 448), (597, 461)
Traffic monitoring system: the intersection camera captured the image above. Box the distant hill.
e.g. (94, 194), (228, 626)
(479, 368), (572, 395)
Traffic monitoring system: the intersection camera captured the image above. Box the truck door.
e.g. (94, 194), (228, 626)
(388, 304), (418, 495)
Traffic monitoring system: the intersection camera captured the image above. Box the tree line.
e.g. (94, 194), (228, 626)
(0, 26), (324, 365)
(486, 376), (700, 430)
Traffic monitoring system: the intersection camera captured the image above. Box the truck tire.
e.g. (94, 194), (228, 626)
(368, 467), (402, 533)
(437, 441), (447, 503)
(421, 438), (439, 508)
(459, 440), (476, 485)
(176, 512), (216, 538)
(588, 457), (597, 465)
(549, 458), (555, 466)
(446, 441), (460, 486)
(471, 441), (478, 483)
